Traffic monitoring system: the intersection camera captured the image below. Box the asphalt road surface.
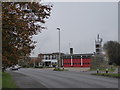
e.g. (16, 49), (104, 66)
(9, 68), (118, 88)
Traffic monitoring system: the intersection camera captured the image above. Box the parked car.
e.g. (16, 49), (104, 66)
(17, 65), (21, 69)
(10, 65), (21, 70)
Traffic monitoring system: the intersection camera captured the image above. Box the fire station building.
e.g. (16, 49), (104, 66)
(62, 54), (93, 67)
(38, 52), (93, 68)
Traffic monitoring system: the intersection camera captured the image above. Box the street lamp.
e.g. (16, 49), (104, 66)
(57, 27), (60, 68)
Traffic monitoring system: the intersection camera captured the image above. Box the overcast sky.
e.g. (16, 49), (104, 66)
(30, 2), (118, 57)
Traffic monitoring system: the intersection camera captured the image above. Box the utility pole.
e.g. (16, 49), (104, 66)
(57, 27), (60, 68)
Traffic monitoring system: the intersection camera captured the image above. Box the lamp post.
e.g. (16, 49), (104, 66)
(57, 27), (60, 68)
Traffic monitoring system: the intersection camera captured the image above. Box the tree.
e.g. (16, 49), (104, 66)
(2, 2), (52, 67)
(91, 55), (107, 69)
(103, 41), (120, 66)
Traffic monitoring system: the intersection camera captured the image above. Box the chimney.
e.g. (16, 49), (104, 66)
(70, 48), (73, 54)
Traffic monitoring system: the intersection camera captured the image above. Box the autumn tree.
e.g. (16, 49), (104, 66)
(103, 41), (120, 66)
(2, 2), (52, 67)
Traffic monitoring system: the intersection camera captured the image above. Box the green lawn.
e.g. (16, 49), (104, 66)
(92, 73), (120, 78)
(2, 72), (18, 88)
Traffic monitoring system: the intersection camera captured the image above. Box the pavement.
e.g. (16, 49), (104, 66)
(64, 67), (90, 72)
(7, 68), (119, 88)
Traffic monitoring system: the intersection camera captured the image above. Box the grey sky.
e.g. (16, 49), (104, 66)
(30, 2), (118, 57)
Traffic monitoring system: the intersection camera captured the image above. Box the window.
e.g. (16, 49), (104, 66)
(45, 56), (48, 60)
(96, 44), (100, 48)
(82, 56), (86, 59)
(63, 56), (67, 59)
(52, 55), (54, 59)
(67, 56), (71, 59)
(49, 55), (50, 59)
(96, 49), (100, 52)
(77, 56), (81, 59)
(72, 56), (76, 59)
(54, 55), (57, 59)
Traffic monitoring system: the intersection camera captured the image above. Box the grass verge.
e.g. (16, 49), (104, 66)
(92, 73), (120, 78)
(2, 72), (18, 88)
(90, 67), (116, 72)
(0, 72), (2, 89)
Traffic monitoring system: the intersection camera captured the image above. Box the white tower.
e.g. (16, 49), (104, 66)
(95, 34), (103, 55)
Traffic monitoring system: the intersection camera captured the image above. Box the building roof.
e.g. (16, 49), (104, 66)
(62, 53), (94, 56)
(38, 52), (65, 56)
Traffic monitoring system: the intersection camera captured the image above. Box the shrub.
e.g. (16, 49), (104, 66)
(34, 66), (43, 68)
(53, 68), (66, 71)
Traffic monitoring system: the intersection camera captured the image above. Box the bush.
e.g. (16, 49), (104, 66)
(22, 65), (29, 68)
(53, 68), (66, 71)
(34, 66), (43, 68)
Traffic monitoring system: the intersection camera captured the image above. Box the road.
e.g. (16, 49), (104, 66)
(9, 68), (118, 88)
